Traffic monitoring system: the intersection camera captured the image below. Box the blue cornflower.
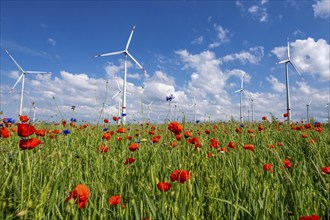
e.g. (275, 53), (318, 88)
(103, 127), (109, 131)
(70, 118), (77, 122)
(240, 124), (244, 128)
(3, 118), (15, 123)
(166, 94), (175, 101)
(196, 120), (200, 123)
(62, 129), (71, 135)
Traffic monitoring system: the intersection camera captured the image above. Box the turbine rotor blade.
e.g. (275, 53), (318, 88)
(276, 59), (289, 64)
(125, 25), (136, 50)
(25, 71), (51, 74)
(112, 91), (121, 99)
(287, 41), (290, 60)
(115, 78), (121, 90)
(5, 49), (25, 73)
(308, 99), (312, 105)
(94, 50), (125, 58)
(127, 52), (147, 75)
(234, 89), (242, 93)
(10, 73), (24, 93)
(289, 61), (302, 78)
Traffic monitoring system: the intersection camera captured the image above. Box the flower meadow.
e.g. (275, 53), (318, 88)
(0, 116), (329, 219)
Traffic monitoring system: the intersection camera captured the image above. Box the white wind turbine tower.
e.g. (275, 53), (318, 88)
(190, 96), (197, 122)
(234, 75), (245, 123)
(244, 92), (254, 122)
(276, 40), (302, 124)
(5, 49), (51, 117)
(145, 101), (153, 121)
(112, 78), (122, 126)
(306, 99), (312, 123)
(325, 97), (330, 123)
(94, 25), (147, 125)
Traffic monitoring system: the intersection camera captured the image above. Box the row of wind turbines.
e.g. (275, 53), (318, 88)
(4, 25), (329, 124)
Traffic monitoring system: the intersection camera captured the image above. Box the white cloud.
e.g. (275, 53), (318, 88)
(248, 5), (269, 22)
(261, 0), (268, 5)
(48, 38), (56, 46)
(313, 0), (330, 19)
(235, 1), (245, 11)
(209, 24), (231, 48)
(266, 75), (286, 93)
(191, 36), (203, 44)
(272, 38), (330, 80)
(221, 46), (264, 64)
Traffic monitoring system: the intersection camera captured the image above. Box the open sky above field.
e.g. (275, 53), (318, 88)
(0, 0), (329, 123)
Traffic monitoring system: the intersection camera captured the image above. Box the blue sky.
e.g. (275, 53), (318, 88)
(1, 0), (329, 123)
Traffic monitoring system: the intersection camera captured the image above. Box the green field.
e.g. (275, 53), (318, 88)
(1, 119), (329, 219)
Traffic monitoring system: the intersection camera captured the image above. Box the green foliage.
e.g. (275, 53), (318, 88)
(0, 121), (329, 219)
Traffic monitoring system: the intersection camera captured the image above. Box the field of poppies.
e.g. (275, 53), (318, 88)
(0, 116), (329, 220)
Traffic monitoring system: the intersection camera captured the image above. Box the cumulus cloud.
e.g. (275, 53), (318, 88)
(221, 46), (264, 64)
(313, 0), (330, 19)
(266, 75), (286, 93)
(209, 24), (231, 48)
(272, 38), (330, 80)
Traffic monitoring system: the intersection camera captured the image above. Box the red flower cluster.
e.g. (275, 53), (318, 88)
(129, 143), (139, 151)
(98, 145), (108, 153)
(66, 184), (90, 209)
(321, 166), (330, 174)
(108, 195), (121, 206)
(168, 121), (183, 135)
(283, 158), (292, 169)
(209, 138), (219, 149)
(243, 144), (255, 152)
(298, 214), (320, 220)
(263, 163), (273, 172)
(157, 182), (172, 192)
(227, 141), (235, 149)
(1, 127), (11, 138)
(151, 135), (161, 143)
(170, 170), (190, 183)
(124, 157), (136, 165)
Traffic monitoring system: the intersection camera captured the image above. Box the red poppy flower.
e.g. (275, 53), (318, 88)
(277, 142), (283, 147)
(35, 129), (46, 137)
(301, 134), (308, 138)
(151, 135), (161, 143)
(207, 152), (213, 158)
(1, 127), (11, 138)
(283, 113), (288, 117)
(102, 132), (111, 140)
(298, 214), (320, 220)
(62, 120), (67, 126)
(187, 137), (199, 144)
(170, 142), (177, 147)
(17, 123), (36, 137)
(157, 182), (172, 192)
(66, 184), (90, 209)
(243, 144), (255, 152)
(126, 135), (132, 140)
(19, 138), (41, 150)
(321, 166), (330, 174)
(283, 159), (292, 168)
(218, 147), (228, 153)
(170, 170), (190, 183)
(98, 145), (108, 153)
(209, 138), (219, 148)
(124, 157), (136, 165)
(263, 163), (273, 172)
(108, 195), (121, 206)
(235, 127), (242, 133)
(104, 118), (109, 123)
(248, 129), (254, 133)
(113, 116), (119, 122)
(175, 134), (182, 141)
(184, 131), (192, 138)
(129, 143), (139, 151)
(19, 115), (29, 122)
(205, 129), (210, 135)
(258, 126), (264, 131)
(168, 121), (183, 135)
(116, 137), (123, 142)
(228, 141), (235, 149)
(262, 116), (267, 120)
(116, 127), (125, 133)
(315, 127), (322, 133)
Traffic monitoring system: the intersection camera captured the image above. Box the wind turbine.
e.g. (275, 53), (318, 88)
(276, 40), (302, 124)
(244, 92), (254, 122)
(234, 75), (245, 123)
(5, 49), (51, 117)
(94, 25), (147, 125)
(112, 77), (122, 99)
(306, 99), (312, 123)
(190, 96), (197, 122)
(145, 101), (153, 121)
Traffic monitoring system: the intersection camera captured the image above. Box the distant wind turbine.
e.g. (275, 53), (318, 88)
(145, 101), (153, 121)
(234, 75), (246, 123)
(5, 49), (51, 117)
(94, 25), (147, 125)
(276, 40), (302, 124)
(112, 77), (122, 99)
(190, 96), (197, 122)
(325, 97), (330, 123)
(306, 99), (312, 123)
